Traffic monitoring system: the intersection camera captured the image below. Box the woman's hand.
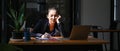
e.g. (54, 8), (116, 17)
(29, 28), (33, 33)
(56, 15), (61, 23)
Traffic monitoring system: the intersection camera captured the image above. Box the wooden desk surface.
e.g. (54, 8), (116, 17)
(9, 36), (109, 45)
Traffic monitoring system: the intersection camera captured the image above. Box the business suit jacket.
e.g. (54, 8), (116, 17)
(33, 18), (64, 36)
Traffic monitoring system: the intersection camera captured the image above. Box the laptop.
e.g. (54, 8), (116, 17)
(69, 25), (90, 40)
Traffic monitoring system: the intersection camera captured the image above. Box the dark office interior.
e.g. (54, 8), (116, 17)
(1, 0), (120, 51)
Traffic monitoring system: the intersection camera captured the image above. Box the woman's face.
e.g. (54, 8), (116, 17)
(47, 9), (58, 22)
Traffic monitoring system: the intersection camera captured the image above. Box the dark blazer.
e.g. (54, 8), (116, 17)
(32, 18), (64, 36)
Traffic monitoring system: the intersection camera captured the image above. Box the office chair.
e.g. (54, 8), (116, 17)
(91, 25), (107, 51)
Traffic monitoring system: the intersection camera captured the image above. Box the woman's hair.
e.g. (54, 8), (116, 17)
(47, 7), (60, 15)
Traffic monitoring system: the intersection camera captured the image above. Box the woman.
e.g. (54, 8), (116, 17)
(32, 7), (64, 37)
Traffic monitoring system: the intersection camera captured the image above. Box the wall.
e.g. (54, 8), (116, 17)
(81, 0), (110, 28)
(80, 0), (110, 51)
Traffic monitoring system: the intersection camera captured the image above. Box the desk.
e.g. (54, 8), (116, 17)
(90, 29), (120, 51)
(9, 36), (109, 51)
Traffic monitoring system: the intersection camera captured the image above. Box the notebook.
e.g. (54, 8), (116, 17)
(69, 25), (90, 40)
